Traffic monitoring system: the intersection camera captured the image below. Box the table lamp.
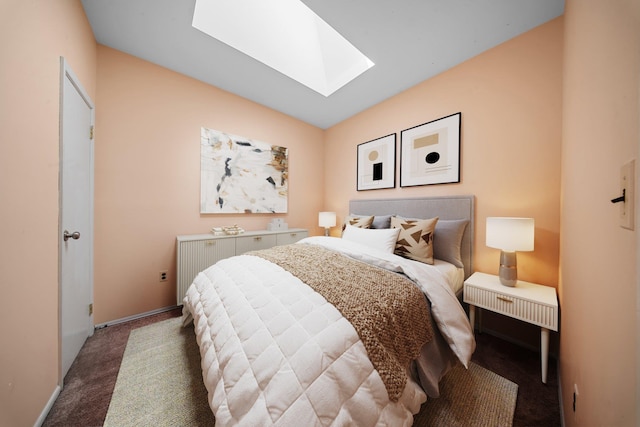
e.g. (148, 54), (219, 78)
(486, 217), (534, 287)
(318, 212), (336, 236)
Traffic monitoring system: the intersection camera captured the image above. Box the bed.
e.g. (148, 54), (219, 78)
(182, 196), (476, 426)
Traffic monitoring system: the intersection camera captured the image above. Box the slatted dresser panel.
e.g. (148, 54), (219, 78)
(176, 229), (308, 305)
(176, 236), (236, 305)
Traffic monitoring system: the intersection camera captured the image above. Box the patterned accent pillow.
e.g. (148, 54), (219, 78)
(342, 215), (374, 233)
(391, 216), (439, 264)
(349, 214), (393, 229)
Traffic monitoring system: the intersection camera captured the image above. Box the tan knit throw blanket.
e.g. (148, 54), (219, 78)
(249, 244), (433, 402)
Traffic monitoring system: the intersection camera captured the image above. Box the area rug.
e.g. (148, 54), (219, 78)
(105, 317), (518, 427)
(416, 362), (518, 426)
(103, 317), (214, 426)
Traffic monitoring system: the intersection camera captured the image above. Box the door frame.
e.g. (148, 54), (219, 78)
(58, 57), (95, 387)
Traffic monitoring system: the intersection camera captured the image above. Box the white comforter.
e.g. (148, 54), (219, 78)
(183, 236), (475, 426)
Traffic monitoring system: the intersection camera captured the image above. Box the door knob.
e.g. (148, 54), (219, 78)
(63, 230), (81, 241)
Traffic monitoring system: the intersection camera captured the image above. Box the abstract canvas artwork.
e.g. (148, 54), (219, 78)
(200, 127), (288, 213)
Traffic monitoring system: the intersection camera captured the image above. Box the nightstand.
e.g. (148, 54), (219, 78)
(463, 272), (558, 383)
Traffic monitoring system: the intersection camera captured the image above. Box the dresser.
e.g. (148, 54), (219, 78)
(176, 229), (308, 304)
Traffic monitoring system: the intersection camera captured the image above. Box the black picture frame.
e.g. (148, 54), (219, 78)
(400, 112), (461, 187)
(356, 133), (396, 191)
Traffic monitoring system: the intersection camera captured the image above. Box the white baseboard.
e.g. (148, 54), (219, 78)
(94, 305), (179, 329)
(558, 367), (566, 427)
(35, 306), (179, 425)
(34, 385), (60, 427)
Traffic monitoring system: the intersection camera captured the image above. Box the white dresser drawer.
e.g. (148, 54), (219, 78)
(235, 234), (277, 254)
(276, 230), (308, 245)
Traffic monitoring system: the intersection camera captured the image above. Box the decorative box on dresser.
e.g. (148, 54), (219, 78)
(176, 229), (308, 305)
(463, 272), (558, 383)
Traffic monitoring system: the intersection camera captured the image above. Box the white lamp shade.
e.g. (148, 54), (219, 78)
(318, 212), (337, 228)
(486, 217), (534, 252)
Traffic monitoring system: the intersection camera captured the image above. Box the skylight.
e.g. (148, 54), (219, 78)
(192, 0), (375, 97)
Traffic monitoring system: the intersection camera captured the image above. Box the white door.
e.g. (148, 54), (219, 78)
(59, 58), (94, 382)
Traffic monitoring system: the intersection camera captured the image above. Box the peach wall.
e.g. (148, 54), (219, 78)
(7, 3), (635, 424)
(560, 0), (639, 425)
(325, 19), (563, 288)
(323, 18), (563, 349)
(0, 0), (96, 425)
(94, 46), (324, 323)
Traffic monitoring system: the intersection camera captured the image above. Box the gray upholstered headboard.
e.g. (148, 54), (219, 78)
(349, 195), (475, 279)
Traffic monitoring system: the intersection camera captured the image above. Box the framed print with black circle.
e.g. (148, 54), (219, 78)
(400, 112), (461, 187)
(357, 133), (396, 191)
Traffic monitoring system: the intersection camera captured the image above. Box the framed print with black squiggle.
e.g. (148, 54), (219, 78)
(400, 112), (461, 187)
(357, 134), (396, 191)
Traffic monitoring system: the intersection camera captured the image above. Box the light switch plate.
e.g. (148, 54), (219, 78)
(620, 159), (635, 230)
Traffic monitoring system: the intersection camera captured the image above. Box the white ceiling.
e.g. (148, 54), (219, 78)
(81, 0), (564, 129)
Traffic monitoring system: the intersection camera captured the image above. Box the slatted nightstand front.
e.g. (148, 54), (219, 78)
(463, 272), (558, 383)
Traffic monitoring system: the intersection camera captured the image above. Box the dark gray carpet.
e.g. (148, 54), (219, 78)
(104, 317), (516, 426)
(43, 308), (560, 426)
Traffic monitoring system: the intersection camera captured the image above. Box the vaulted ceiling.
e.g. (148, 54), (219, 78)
(81, 0), (564, 129)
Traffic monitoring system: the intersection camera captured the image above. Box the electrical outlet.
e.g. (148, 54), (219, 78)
(159, 270), (168, 282)
(620, 159), (635, 230)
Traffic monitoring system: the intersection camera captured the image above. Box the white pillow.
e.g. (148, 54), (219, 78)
(342, 224), (401, 253)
